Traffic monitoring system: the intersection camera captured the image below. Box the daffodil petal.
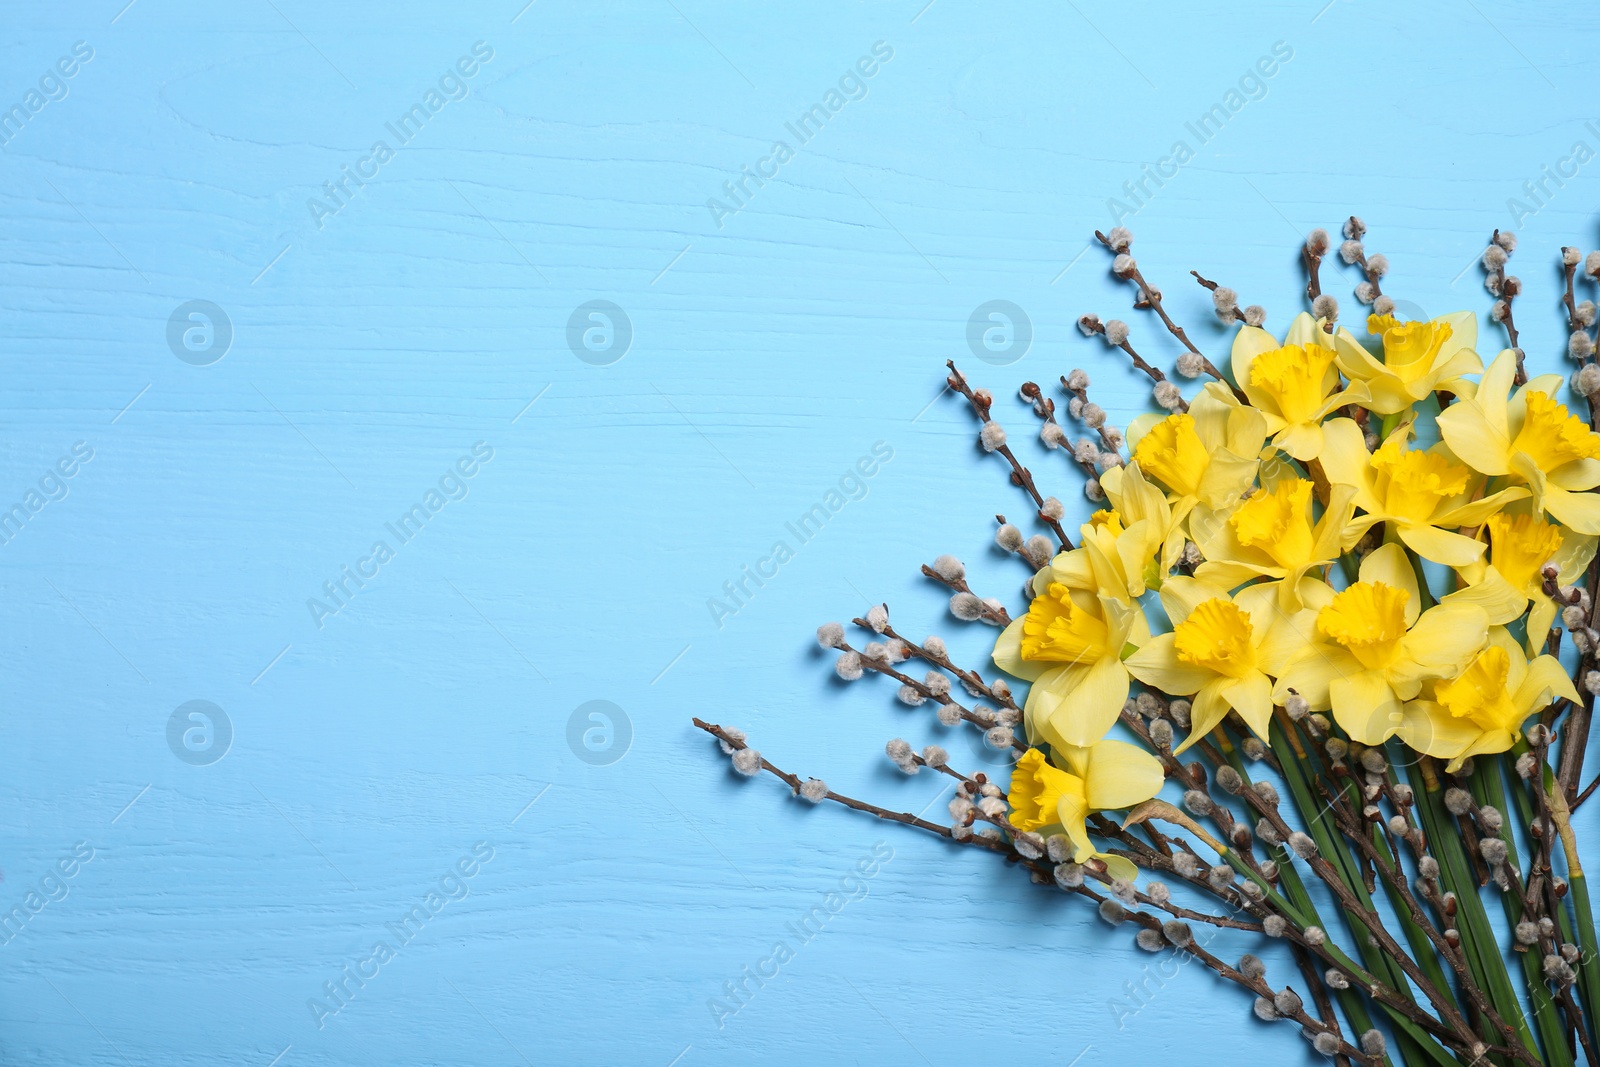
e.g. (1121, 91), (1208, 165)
(1126, 634), (1214, 696)
(1330, 669), (1405, 744)
(1083, 738), (1165, 811)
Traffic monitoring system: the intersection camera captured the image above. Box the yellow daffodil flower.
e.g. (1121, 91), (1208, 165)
(1395, 628), (1577, 772)
(1191, 476), (1358, 610)
(1443, 509), (1597, 655)
(1319, 418), (1528, 567)
(1334, 312), (1481, 415)
(1273, 544), (1489, 745)
(1231, 312), (1370, 460)
(992, 582), (1148, 748)
(1126, 576), (1331, 752)
(1006, 744), (1162, 881)
(1437, 348), (1600, 534)
(1087, 462), (1188, 599)
(1126, 382), (1268, 511)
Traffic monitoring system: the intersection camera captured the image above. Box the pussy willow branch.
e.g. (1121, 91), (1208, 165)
(1020, 381), (1104, 476)
(837, 638), (1027, 752)
(1075, 316), (1190, 412)
(1094, 230), (1204, 358)
(1346, 218), (1385, 302)
(1191, 270), (1245, 322)
(1484, 230), (1526, 385)
(872, 621), (1018, 712)
(916, 564), (1011, 626)
(945, 360), (1073, 552)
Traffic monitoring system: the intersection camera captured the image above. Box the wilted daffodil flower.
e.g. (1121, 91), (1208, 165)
(1444, 510), (1596, 655)
(1126, 576), (1330, 753)
(1006, 744), (1162, 881)
(1319, 418), (1527, 567)
(1273, 544), (1488, 745)
(1192, 476), (1357, 611)
(1334, 312), (1481, 415)
(992, 583), (1147, 749)
(1438, 348), (1600, 534)
(1230, 312), (1369, 460)
(1396, 628), (1577, 772)
(1126, 381), (1267, 511)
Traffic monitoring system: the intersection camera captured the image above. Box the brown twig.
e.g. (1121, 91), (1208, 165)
(945, 361), (1073, 552)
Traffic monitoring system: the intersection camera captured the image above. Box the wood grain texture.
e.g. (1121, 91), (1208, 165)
(2, 0), (1599, 1063)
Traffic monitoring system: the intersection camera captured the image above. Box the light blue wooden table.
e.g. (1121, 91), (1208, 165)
(4, 1), (1600, 1063)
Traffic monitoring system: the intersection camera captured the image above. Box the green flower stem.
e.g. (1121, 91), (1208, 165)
(1474, 755), (1576, 1067)
(1408, 758), (1541, 1063)
(1269, 719), (1467, 1065)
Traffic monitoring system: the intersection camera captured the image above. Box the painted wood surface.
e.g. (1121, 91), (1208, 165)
(3, 1), (1599, 1063)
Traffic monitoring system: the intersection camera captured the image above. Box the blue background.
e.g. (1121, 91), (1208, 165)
(4, 1), (1600, 1064)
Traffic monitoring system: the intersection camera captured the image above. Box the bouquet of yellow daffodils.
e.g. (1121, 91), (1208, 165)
(695, 221), (1600, 1067)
